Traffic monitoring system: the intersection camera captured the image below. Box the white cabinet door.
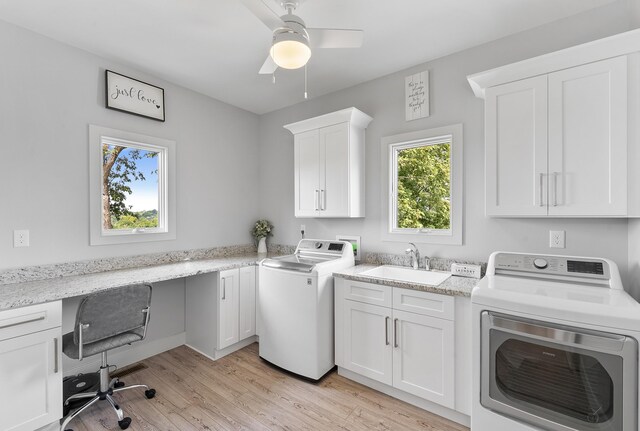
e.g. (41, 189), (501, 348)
(238, 266), (256, 341)
(485, 75), (548, 216)
(0, 327), (62, 431)
(548, 56), (627, 216)
(217, 269), (240, 350)
(294, 129), (320, 217)
(342, 300), (393, 385)
(320, 122), (350, 217)
(392, 309), (454, 409)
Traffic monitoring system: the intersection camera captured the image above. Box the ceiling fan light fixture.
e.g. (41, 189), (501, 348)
(270, 30), (311, 70)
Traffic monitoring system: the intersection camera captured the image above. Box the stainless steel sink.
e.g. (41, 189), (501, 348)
(360, 265), (451, 285)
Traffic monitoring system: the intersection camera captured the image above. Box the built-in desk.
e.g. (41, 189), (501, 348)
(0, 252), (267, 431)
(0, 254), (265, 311)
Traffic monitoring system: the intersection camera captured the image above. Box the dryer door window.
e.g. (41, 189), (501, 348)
(480, 312), (638, 431)
(495, 338), (614, 424)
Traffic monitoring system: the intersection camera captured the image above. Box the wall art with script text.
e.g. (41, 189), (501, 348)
(405, 71), (429, 121)
(105, 70), (165, 122)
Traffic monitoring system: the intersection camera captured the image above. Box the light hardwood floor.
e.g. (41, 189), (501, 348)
(67, 343), (469, 431)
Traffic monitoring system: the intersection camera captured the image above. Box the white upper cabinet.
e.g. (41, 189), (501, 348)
(485, 76), (548, 216)
(285, 107), (373, 218)
(547, 58), (627, 216)
(469, 29), (640, 217)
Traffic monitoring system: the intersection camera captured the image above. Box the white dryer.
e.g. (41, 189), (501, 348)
(472, 252), (640, 431)
(258, 239), (354, 380)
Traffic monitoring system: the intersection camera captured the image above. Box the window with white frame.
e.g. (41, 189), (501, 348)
(382, 124), (462, 245)
(89, 125), (176, 245)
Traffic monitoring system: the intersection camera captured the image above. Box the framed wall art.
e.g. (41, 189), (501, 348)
(405, 70), (429, 121)
(105, 70), (165, 122)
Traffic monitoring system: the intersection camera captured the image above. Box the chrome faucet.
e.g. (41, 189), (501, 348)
(405, 243), (420, 269)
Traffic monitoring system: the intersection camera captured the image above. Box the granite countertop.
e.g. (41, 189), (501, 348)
(0, 253), (269, 311)
(333, 264), (480, 297)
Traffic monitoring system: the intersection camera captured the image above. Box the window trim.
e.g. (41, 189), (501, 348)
(381, 124), (463, 245)
(89, 125), (176, 246)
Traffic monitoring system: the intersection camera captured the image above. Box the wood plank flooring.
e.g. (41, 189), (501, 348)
(68, 343), (469, 431)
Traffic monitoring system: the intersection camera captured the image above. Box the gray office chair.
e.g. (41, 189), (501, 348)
(60, 284), (156, 431)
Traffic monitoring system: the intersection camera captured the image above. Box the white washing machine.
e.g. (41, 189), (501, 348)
(471, 252), (640, 431)
(258, 239), (354, 380)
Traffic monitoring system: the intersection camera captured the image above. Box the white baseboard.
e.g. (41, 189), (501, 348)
(338, 367), (470, 428)
(186, 335), (257, 361)
(63, 332), (186, 376)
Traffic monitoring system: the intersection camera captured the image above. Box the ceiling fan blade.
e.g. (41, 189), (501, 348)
(259, 55), (278, 74)
(307, 28), (364, 49)
(238, 0), (284, 30)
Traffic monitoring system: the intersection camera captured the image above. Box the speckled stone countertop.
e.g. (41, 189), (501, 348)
(0, 254), (270, 312)
(333, 264), (480, 297)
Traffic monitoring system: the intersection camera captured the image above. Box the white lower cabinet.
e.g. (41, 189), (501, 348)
(342, 300), (393, 385)
(239, 266), (257, 342)
(217, 269), (240, 350)
(186, 266), (257, 359)
(336, 278), (465, 416)
(392, 309), (454, 407)
(0, 302), (62, 431)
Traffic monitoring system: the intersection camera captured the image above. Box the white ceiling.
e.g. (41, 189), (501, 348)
(0, 0), (618, 114)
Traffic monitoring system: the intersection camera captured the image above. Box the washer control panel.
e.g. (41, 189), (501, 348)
(296, 239), (347, 255)
(493, 253), (609, 280)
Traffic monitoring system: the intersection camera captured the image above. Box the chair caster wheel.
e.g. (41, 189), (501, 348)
(118, 417), (132, 429)
(114, 380), (125, 388)
(145, 388), (156, 399)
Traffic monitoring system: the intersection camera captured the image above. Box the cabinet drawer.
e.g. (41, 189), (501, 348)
(0, 301), (62, 342)
(392, 288), (454, 321)
(342, 280), (392, 308)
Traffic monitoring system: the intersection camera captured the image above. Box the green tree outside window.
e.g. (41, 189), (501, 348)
(396, 143), (451, 230)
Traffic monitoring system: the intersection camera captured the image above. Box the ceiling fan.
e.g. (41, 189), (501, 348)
(239, 0), (364, 75)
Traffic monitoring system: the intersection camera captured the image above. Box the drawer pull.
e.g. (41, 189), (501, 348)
(0, 315), (45, 330)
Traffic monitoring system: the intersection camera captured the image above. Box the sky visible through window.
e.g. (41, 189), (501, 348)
(120, 148), (158, 212)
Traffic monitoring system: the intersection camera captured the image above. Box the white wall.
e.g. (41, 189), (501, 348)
(0, 19), (260, 271)
(258, 1), (638, 294)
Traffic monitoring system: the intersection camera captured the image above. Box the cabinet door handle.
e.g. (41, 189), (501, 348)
(552, 172), (559, 207)
(385, 316), (390, 345)
(320, 189), (325, 211)
(539, 173), (544, 207)
(394, 318), (399, 348)
(222, 278), (226, 300)
(315, 190), (319, 211)
(53, 337), (59, 373)
(0, 315), (45, 330)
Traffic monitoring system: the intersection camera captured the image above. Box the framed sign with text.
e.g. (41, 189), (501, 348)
(405, 70), (429, 121)
(105, 70), (165, 122)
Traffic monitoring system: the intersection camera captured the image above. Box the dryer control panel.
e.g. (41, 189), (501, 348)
(492, 252), (612, 282)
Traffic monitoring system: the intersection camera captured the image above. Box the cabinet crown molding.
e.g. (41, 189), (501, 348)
(284, 107), (373, 134)
(467, 28), (640, 99)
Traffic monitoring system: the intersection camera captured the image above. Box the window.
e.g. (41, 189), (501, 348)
(89, 125), (176, 245)
(382, 124), (462, 245)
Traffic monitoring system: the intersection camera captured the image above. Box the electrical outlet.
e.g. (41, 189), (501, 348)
(13, 229), (29, 247)
(451, 263), (482, 279)
(300, 224), (305, 232)
(550, 230), (566, 248)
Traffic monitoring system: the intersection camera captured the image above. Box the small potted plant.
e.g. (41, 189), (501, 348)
(252, 219), (273, 254)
